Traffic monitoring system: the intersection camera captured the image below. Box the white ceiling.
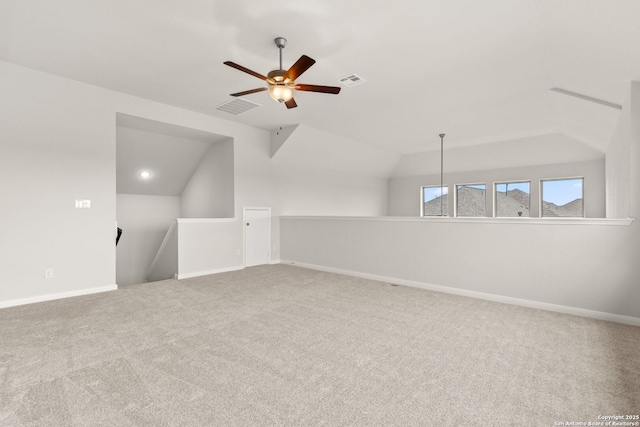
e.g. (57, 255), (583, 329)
(116, 114), (229, 196)
(1, 0), (638, 154)
(391, 132), (605, 177)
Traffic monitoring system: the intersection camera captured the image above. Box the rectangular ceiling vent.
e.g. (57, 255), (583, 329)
(214, 98), (262, 115)
(338, 74), (366, 87)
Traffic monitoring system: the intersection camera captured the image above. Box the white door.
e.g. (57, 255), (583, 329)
(244, 208), (270, 267)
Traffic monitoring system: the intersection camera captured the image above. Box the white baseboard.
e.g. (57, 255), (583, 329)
(177, 265), (244, 280)
(280, 260), (640, 327)
(269, 259), (281, 265)
(0, 285), (118, 310)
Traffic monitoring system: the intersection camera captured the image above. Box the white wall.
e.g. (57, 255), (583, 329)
(274, 166), (389, 216)
(606, 89), (632, 218)
(177, 219), (241, 278)
(116, 194), (180, 286)
(279, 83), (640, 323)
(180, 138), (234, 218)
(0, 59), (272, 304)
(388, 160), (606, 218)
(0, 61), (118, 303)
(146, 220), (178, 283)
(0, 60), (392, 305)
(631, 82), (640, 219)
(271, 124), (399, 217)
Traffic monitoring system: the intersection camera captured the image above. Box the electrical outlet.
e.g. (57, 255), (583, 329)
(44, 268), (54, 279)
(236, 249), (241, 256)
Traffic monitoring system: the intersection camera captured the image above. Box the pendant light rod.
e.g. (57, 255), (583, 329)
(439, 133), (445, 216)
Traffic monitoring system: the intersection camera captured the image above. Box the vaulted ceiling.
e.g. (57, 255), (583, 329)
(1, 0), (638, 154)
(116, 114), (229, 196)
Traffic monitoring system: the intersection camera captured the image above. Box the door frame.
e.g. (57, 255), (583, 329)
(242, 207), (271, 267)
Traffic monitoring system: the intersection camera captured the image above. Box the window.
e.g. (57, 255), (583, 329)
(455, 184), (486, 217)
(541, 178), (584, 217)
(421, 186), (448, 216)
(495, 181), (530, 217)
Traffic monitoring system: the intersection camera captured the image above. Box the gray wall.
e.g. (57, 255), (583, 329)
(279, 83), (640, 322)
(180, 138), (234, 218)
(388, 160), (606, 218)
(280, 217), (640, 319)
(280, 216), (639, 320)
(116, 194), (180, 286)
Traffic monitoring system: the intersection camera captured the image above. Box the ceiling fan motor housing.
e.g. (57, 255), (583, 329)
(267, 69), (294, 102)
(267, 69), (287, 82)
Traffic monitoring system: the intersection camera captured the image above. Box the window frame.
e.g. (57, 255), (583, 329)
(454, 182), (487, 218)
(493, 180), (531, 218)
(540, 177), (585, 218)
(420, 185), (449, 217)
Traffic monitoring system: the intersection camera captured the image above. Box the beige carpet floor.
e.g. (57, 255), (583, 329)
(0, 264), (638, 426)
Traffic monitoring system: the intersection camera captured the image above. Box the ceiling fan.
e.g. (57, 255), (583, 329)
(223, 37), (341, 109)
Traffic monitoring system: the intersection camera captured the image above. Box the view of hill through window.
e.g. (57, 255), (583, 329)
(496, 182), (530, 217)
(422, 177), (584, 218)
(541, 178), (584, 217)
(456, 184), (486, 217)
(422, 186), (448, 216)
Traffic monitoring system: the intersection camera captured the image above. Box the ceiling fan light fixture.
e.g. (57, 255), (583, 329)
(224, 37), (341, 109)
(268, 84), (294, 103)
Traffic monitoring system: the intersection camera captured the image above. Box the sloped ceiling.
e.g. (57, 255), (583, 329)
(1, 0), (638, 155)
(391, 133), (605, 177)
(271, 124), (400, 178)
(116, 115), (230, 196)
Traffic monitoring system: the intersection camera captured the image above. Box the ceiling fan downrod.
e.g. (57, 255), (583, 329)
(274, 37), (287, 71)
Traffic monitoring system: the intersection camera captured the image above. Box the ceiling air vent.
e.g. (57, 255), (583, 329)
(338, 74), (366, 87)
(214, 98), (262, 115)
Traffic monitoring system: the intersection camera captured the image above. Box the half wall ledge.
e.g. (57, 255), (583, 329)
(279, 216), (635, 226)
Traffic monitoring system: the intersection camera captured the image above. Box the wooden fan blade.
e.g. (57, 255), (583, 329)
(283, 55), (316, 81)
(284, 98), (297, 109)
(295, 84), (341, 94)
(230, 88), (267, 97)
(224, 61), (268, 81)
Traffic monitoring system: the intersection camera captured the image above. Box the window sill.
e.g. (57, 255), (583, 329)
(279, 216), (635, 226)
